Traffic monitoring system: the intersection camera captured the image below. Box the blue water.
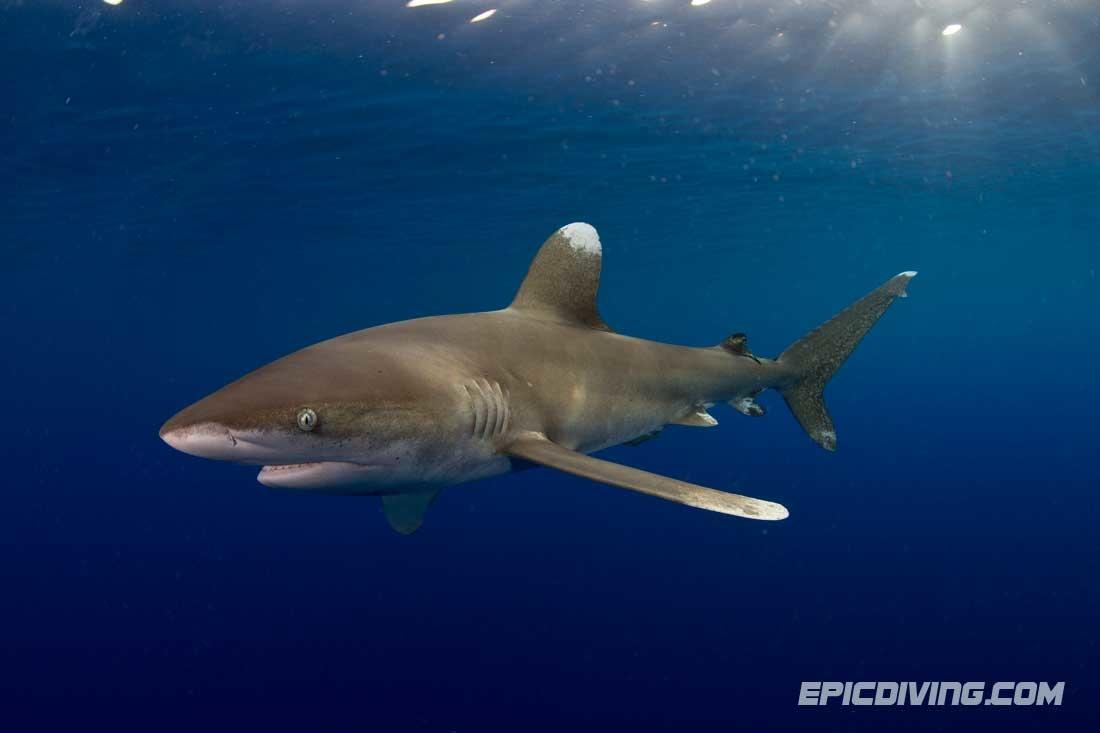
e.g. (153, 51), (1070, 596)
(3, 1), (1098, 730)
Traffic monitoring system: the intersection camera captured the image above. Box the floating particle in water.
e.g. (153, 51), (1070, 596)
(942, 24), (962, 36)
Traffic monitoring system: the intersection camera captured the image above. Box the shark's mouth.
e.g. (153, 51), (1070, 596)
(257, 461), (376, 490)
(258, 462), (325, 476)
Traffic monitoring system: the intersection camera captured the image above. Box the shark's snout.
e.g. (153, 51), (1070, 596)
(159, 420), (243, 461)
(161, 414), (383, 492)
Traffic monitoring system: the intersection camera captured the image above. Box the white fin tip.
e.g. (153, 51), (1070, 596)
(766, 502), (790, 521)
(559, 222), (601, 255)
(899, 270), (918, 277)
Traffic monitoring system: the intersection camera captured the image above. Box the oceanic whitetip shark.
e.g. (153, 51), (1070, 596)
(160, 223), (916, 534)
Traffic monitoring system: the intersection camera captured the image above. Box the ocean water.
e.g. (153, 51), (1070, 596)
(2, 1), (1098, 730)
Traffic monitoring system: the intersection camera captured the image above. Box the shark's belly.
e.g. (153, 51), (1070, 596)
(485, 333), (705, 455)
(542, 389), (683, 454)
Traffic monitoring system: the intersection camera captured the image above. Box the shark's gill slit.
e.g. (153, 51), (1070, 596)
(478, 379), (494, 442)
(492, 381), (507, 438)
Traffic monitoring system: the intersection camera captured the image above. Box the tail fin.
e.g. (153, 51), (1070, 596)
(778, 271), (917, 451)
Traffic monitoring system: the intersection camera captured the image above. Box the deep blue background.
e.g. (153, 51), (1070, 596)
(2, 1), (1098, 730)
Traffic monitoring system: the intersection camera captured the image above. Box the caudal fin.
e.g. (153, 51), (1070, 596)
(778, 271), (917, 451)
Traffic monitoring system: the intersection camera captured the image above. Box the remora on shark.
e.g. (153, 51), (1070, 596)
(161, 223), (916, 534)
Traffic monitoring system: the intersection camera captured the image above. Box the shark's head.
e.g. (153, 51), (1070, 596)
(159, 334), (471, 493)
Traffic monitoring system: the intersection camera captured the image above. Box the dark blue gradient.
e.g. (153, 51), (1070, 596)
(2, 2), (1097, 730)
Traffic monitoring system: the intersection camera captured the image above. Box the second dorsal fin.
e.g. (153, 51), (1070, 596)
(509, 222), (611, 331)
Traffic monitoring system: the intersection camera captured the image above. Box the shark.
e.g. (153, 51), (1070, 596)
(160, 223), (916, 534)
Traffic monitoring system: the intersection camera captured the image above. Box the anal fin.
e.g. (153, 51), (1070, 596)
(505, 435), (787, 521)
(731, 396), (766, 417)
(381, 490), (440, 535)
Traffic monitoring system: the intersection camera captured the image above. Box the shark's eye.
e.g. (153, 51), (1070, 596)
(296, 408), (318, 432)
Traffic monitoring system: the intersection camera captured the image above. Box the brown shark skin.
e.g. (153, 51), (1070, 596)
(161, 309), (796, 460)
(160, 223), (913, 528)
(376, 310), (799, 454)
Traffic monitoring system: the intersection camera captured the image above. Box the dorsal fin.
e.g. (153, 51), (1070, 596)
(509, 223), (611, 331)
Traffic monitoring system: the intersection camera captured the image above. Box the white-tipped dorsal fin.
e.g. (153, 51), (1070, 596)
(509, 223), (611, 331)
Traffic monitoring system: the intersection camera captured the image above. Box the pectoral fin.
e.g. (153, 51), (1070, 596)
(505, 435), (788, 521)
(381, 490), (440, 535)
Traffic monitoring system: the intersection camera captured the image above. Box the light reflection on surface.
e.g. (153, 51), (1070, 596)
(379, 0), (1094, 115)
(470, 9), (497, 24)
(68, 0), (1093, 195)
